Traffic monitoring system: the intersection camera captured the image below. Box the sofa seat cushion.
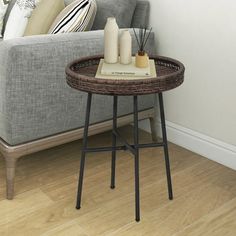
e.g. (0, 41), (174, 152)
(92, 0), (137, 30)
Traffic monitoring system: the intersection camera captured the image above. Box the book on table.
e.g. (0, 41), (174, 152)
(96, 58), (157, 80)
(101, 57), (151, 76)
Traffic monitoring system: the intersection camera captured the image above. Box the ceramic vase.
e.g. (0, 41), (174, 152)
(104, 17), (119, 64)
(120, 30), (132, 64)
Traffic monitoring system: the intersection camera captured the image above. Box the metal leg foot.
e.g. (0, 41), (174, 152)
(76, 93), (92, 209)
(158, 93), (173, 200)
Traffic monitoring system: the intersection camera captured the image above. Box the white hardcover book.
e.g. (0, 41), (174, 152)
(101, 57), (151, 76)
(95, 59), (157, 80)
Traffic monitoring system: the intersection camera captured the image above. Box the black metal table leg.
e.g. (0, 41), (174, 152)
(133, 95), (140, 222)
(111, 96), (118, 189)
(75, 92), (173, 221)
(158, 93), (173, 200)
(76, 92), (92, 209)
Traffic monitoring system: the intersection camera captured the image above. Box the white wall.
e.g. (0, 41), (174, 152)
(145, 0), (236, 167)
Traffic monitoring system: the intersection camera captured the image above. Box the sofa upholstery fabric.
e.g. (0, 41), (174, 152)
(0, 1), (153, 145)
(0, 29), (155, 145)
(92, 0), (137, 30)
(131, 0), (150, 28)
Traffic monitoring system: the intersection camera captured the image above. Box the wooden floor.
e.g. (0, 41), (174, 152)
(0, 126), (236, 236)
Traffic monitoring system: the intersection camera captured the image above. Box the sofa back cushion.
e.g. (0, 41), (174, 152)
(24, 0), (65, 36)
(131, 0), (150, 28)
(92, 0), (137, 30)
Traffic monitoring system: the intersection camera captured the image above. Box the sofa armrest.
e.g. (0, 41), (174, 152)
(0, 30), (155, 86)
(0, 30), (156, 145)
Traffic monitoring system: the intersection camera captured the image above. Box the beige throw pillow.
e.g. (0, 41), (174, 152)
(24, 0), (65, 36)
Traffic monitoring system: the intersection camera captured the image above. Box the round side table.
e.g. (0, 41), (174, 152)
(66, 55), (185, 222)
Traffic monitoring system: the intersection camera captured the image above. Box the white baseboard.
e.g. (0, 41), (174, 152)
(139, 119), (236, 170)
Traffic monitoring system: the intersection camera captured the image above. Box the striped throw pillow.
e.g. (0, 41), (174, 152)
(48, 0), (97, 34)
(0, 0), (10, 37)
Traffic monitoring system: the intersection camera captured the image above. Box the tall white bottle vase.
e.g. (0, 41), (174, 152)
(120, 30), (132, 65)
(104, 17), (119, 64)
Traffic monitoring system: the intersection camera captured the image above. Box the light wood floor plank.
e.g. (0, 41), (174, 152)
(0, 126), (235, 236)
(74, 162), (236, 236)
(173, 197), (236, 236)
(41, 220), (89, 236)
(110, 183), (235, 236)
(41, 150), (202, 203)
(0, 198), (88, 236)
(0, 156), (204, 236)
(0, 188), (53, 226)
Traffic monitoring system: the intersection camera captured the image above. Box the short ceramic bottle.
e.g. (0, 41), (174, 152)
(120, 30), (132, 64)
(104, 17), (119, 64)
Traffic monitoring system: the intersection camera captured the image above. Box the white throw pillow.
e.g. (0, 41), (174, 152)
(4, 0), (41, 40)
(0, 0), (10, 37)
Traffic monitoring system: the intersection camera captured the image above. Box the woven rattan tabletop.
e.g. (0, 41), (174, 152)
(66, 55), (185, 96)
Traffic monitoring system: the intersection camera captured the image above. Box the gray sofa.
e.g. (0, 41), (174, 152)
(0, 0), (157, 199)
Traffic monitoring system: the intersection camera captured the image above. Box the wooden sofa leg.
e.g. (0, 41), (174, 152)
(4, 156), (18, 200)
(149, 94), (159, 142)
(149, 117), (158, 142)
